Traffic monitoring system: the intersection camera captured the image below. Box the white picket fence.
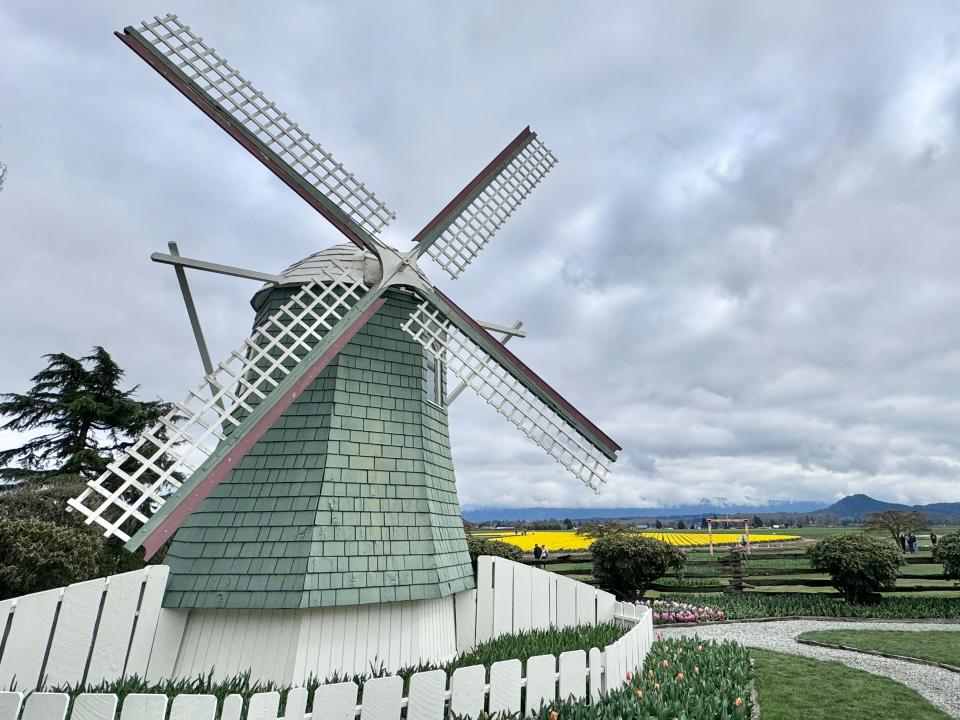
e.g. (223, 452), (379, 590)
(0, 557), (621, 689)
(0, 605), (653, 720)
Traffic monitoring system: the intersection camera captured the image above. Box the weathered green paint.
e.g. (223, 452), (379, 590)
(126, 286), (387, 553)
(162, 288), (474, 609)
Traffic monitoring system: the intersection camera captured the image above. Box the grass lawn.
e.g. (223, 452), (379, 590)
(797, 629), (960, 667)
(751, 648), (951, 720)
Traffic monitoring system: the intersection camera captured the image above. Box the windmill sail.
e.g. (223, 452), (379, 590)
(120, 14), (395, 249)
(402, 296), (619, 491)
(412, 127), (557, 279)
(68, 261), (366, 541)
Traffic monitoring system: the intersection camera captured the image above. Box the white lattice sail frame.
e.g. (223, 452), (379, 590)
(68, 264), (365, 541)
(426, 136), (557, 279)
(402, 301), (611, 490)
(135, 14), (396, 238)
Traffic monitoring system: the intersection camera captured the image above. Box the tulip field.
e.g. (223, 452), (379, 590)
(472, 529), (800, 552)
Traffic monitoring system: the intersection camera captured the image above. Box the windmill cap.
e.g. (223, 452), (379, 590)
(250, 243), (381, 310)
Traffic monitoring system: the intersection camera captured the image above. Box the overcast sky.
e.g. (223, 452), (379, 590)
(2, 2), (960, 510)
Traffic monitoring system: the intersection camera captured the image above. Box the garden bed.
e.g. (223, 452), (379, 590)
(658, 593), (960, 621)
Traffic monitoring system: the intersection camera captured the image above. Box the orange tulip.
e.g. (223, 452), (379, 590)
(654, 683), (661, 691)
(550, 711), (559, 720)
(734, 697), (743, 707)
(636, 690), (644, 700)
(676, 672), (685, 682)
(662, 659), (670, 668)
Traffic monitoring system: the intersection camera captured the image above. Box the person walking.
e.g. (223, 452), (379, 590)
(908, 532), (917, 553)
(533, 544), (543, 561)
(931, 531), (939, 547)
(898, 532), (906, 551)
(541, 546), (549, 560)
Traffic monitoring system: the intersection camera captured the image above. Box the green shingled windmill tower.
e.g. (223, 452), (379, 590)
(69, 13), (621, 612)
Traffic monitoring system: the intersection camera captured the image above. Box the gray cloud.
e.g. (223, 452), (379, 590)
(2, 1), (960, 511)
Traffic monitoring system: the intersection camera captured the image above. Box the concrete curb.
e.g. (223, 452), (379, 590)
(795, 638), (960, 674)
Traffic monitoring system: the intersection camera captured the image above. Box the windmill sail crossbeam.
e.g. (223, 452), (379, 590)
(68, 264), (365, 540)
(135, 14), (396, 239)
(426, 136), (557, 279)
(402, 301), (611, 491)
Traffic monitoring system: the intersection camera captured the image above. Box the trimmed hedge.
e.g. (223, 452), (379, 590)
(592, 534), (686, 600)
(806, 534), (903, 603)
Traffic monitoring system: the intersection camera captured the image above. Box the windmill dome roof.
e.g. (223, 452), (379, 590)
(250, 243), (381, 310)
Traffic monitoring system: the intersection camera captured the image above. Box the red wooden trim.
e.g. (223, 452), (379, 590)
(435, 288), (621, 455)
(116, 30), (368, 252)
(412, 127), (533, 246)
(141, 297), (388, 559)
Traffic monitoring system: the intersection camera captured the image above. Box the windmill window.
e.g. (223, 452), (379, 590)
(425, 352), (442, 407)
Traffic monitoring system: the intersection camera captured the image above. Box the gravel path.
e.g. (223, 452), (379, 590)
(659, 620), (960, 718)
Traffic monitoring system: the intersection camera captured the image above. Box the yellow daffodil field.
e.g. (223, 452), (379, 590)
(471, 529), (800, 552)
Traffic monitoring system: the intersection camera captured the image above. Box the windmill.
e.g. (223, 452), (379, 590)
(68, 14), (621, 613)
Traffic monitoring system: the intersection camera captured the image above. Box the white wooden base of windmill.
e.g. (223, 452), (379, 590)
(0, 13), (651, 719)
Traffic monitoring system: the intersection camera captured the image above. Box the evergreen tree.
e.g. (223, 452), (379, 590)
(0, 347), (171, 484)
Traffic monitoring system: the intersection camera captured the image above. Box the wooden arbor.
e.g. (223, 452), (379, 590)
(706, 517), (751, 555)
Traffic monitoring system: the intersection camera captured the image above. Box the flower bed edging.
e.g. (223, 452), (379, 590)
(794, 638), (960, 674)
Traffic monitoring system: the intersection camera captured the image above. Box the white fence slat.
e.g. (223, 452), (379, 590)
(453, 589), (477, 654)
(588, 648), (603, 702)
(558, 650), (586, 701)
(44, 578), (106, 687)
(221, 694), (243, 720)
(145, 608), (188, 682)
(406, 669), (446, 720)
(604, 643), (620, 692)
(524, 655), (556, 716)
(449, 664), (485, 720)
(555, 576), (577, 629)
(71, 693), (118, 720)
(248, 691), (280, 719)
(575, 584), (594, 626)
(125, 566), (169, 677)
(511, 564), (532, 633)
(21, 692), (69, 720)
(595, 591), (615, 624)
(312, 681), (358, 720)
(529, 569), (550, 631)
(168, 693), (217, 720)
(547, 573), (558, 627)
(284, 687), (309, 720)
(0, 692), (23, 720)
(86, 570), (146, 685)
(360, 675), (402, 720)
(475, 557), (494, 643)
(488, 659), (521, 716)
(492, 559), (513, 638)
(0, 587), (61, 690)
(119, 694), (167, 720)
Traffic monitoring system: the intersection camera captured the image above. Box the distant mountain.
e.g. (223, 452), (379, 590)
(462, 494), (960, 524)
(461, 501), (822, 524)
(815, 494), (960, 522)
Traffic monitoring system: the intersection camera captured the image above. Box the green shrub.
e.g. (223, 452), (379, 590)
(466, 536), (523, 565)
(806, 534), (903, 603)
(592, 533), (686, 600)
(934, 531), (960, 582)
(0, 518), (101, 599)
